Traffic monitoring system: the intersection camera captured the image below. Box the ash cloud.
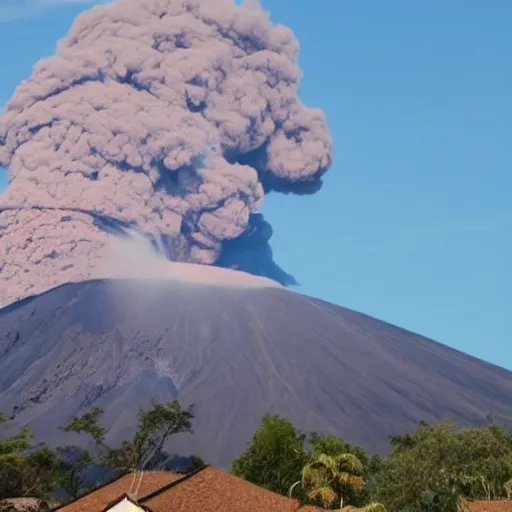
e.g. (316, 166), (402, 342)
(0, 0), (332, 308)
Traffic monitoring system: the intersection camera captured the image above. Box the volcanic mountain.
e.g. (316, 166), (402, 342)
(0, 270), (511, 469)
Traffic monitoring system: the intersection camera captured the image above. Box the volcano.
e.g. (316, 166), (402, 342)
(0, 273), (511, 469)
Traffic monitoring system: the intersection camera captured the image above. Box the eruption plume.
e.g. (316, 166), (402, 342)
(0, 0), (333, 309)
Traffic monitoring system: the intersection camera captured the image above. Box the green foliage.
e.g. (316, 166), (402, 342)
(309, 432), (381, 507)
(0, 426), (33, 466)
(232, 413), (512, 512)
(3, 401), (512, 512)
(58, 399), (195, 476)
(180, 455), (207, 474)
(106, 399), (195, 473)
(289, 452), (365, 509)
(0, 399), (195, 502)
(0, 420), (60, 500)
(231, 414), (310, 495)
(371, 419), (512, 512)
(54, 446), (94, 499)
(309, 433), (368, 465)
(231, 414), (378, 508)
(58, 408), (109, 497)
(60, 407), (105, 444)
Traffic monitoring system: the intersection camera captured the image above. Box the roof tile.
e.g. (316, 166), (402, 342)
(55, 471), (181, 512)
(140, 466), (321, 512)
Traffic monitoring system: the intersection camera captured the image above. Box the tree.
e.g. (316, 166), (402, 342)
(231, 414), (309, 496)
(54, 446), (94, 499)
(0, 399), (196, 501)
(372, 420), (512, 512)
(60, 399), (194, 474)
(106, 399), (195, 473)
(309, 433), (367, 461)
(0, 417), (60, 500)
(289, 452), (366, 509)
(61, 407), (105, 445)
(179, 455), (207, 474)
(308, 432), (381, 507)
(58, 407), (109, 496)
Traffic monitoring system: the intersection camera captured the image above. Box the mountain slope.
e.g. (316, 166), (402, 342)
(0, 278), (511, 468)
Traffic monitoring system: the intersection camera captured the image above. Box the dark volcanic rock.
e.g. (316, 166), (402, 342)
(0, 279), (511, 469)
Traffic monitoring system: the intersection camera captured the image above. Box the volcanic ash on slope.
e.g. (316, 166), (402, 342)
(0, 0), (333, 308)
(1, 280), (512, 467)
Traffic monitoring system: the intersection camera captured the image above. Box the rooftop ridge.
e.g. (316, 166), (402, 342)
(51, 470), (176, 511)
(138, 465), (210, 503)
(51, 471), (132, 511)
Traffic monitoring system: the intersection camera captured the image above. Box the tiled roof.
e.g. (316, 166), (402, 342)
(139, 466), (321, 512)
(463, 501), (512, 511)
(53, 466), (321, 512)
(54, 471), (181, 512)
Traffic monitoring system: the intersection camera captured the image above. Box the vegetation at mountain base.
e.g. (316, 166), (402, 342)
(2, 403), (512, 511)
(231, 414), (385, 510)
(231, 413), (310, 496)
(0, 413), (60, 501)
(373, 419), (512, 511)
(232, 414), (512, 511)
(0, 399), (200, 503)
(63, 399), (195, 475)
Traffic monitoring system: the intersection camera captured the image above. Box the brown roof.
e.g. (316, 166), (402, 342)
(139, 466), (321, 512)
(54, 471), (181, 512)
(54, 466), (321, 512)
(464, 501), (512, 512)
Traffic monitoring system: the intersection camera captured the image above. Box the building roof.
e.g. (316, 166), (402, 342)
(54, 471), (181, 512)
(54, 466), (321, 512)
(138, 466), (321, 512)
(463, 501), (512, 511)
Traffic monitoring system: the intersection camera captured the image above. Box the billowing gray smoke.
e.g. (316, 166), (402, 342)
(0, 0), (332, 308)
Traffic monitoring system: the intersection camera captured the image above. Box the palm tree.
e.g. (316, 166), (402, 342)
(289, 452), (372, 510)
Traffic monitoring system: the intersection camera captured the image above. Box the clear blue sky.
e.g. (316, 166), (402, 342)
(0, 1), (510, 369)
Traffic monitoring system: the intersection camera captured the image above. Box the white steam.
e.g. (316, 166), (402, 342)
(99, 229), (283, 289)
